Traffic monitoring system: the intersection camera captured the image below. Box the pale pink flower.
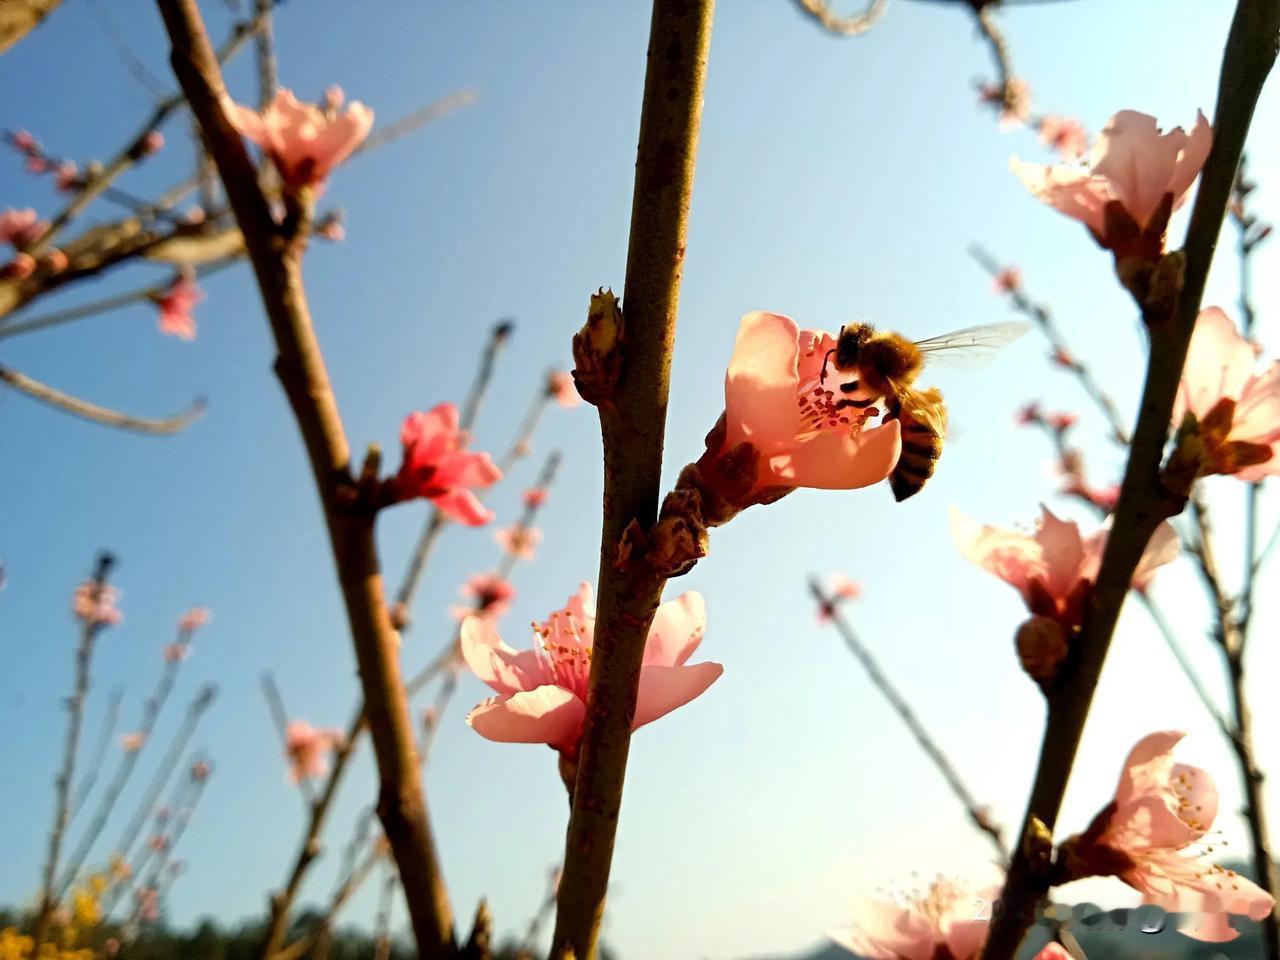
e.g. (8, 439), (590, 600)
(25, 155), (47, 174)
(1014, 401), (1042, 427)
(546, 370), (581, 408)
(284, 721), (345, 782)
(1012, 110), (1212, 257)
(1172, 307), (1280, 481)
(462, 582), (721, 755)
(991, 266), (1021, 295)
(140, 131), (164, 155)
(178, 607), (211, 633)
(11, 130), (36, 152)
(226, 87), (373, 189)
(54, 161), (78, 191)
(120, 732), (146, 753)
(393, 404), (502, 524)
(134, 886), (159, 923)
(0, 253), (35, 280)
(450, 573), (515, 623)
(1070, 732), (1274, 942)
(713, 312), (902, 495)
(164, 643), (190, 663)
(0, 208), (42, 248)
(522, 487), (549, 508)
(190, 760), (211, 781)
(73, 580), (123, 626)
(951, 506), (1179, 626)
(496, 524), (542, 559)
(829, 878), (993, 960)
(1037, 116), (1088, 159)
(155, 274), (203, 340)
(148, 834), (168, 853)
(1047, 411), (1078, 432)
(1032, 947), (1072, 960)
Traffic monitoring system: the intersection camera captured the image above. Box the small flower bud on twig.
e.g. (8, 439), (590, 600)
(571, 288), (623, 406)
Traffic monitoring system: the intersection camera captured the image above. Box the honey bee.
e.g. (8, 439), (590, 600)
(818, 321), (1027, 501)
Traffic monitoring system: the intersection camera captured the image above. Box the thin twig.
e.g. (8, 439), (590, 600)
(70, 686), (123, 822)
(790, 0), (889, 36)
(57, 632), (192, 900)
(0, 365), (205, 435)
(1134, 591), (1229, 737)
(356, 90), (479, 156)
(260, 673), (315, 806)
(33, 553), (115, 945)
(0, 285), (163, 341)
(809, 577), (1009, 863)
(971, 244), (1129, 443)
(253, 0), (276, 108)
(156, 3), (456, 953)
(551, 1), (714, 955)
(980, 3), (1278, 955)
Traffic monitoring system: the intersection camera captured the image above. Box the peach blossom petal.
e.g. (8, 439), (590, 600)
(725, 311), (804, 451)
(768, 419), (902, 490)
(1168, 110), (1214, 212)
(631, 662), (723, 730)
(433, 489), (495, 526)
(1009, 157), (1109, 235)
(832, 899), (935, 960)
(466, 686), (585, 751)
(1173, 308), (1257, 421)
(1091, 110), (1183, 229)
(1233, 362), (1280, 445)
(642, 591), (707, 667)
(943, 919), (988, 960)
(459, 616), (545, 696)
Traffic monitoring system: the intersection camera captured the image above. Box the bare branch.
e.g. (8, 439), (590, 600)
(0, 364), (205, 435)
(790, 0), (889, 36)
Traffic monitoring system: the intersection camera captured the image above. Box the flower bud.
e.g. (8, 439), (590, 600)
(1015, 615), (1068, 686)
(571, 288), (623, 406)
(1, 253), (36, 280)
(141, 130), (165, 156)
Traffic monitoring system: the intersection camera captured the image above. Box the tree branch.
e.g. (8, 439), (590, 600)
(979, 2), (1279, 955)
(550, 1), (714, 955)
(790, 0), (889, 36)
(154, 1), (455, 953)
(0, 364), (205, 435)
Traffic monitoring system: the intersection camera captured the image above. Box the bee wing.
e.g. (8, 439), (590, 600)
(913, 321), (1030, 369)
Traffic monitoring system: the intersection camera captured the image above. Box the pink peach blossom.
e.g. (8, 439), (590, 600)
(164, 643), (190, 663)
(1172, 307), (1280, 481)
(141, 130), (164, 155)
(120, 733), (146, 753)
(190, 760), (211, 781)
(450, 573), (515, 623)
(155, 274), (203, 340)
(178, 607), (211, 633)
(951, 506), (1178, 625)
(522, 487), (549, 508)
(461, 582), (722, 755)
(1015, 402), (1043, 427)
(42, 248), (68, 274)
(496, 524), (542, 559)
(226, 87), (373, 189)
(1047, 411), (1078, 432)
(394, 404), (502, 524)
(1073, 732), (1275, 942)
(715, 312), (902, 495)
(11, 130), (35, 152)
(829, 878), (993, 960)
(284, 721), (344, 782)
(991, 266), (1021, 295)
(1012, 110), (1211, 255)
(317, 218), (345, 242)
(134, 887), (159, 923)
(1037, 116), (1088, 159)
(1050, 347), (1076, 369)
(55, 161), (78, 191)
(148, 834), (168, 853)
(0, 209), (42, 248)
(73, 580), (123, 626)
(816, 573), (860, 622)
(547, 370), (581, 408)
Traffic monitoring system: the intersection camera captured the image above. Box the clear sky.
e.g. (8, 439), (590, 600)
(2, 1), (1279, 958)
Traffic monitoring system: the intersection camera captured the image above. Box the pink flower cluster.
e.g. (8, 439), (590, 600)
(155, 273), (203, 341)
(450, 573), (516, 623)
(284, 721), (345, 782)
(72, 580), (123, 627)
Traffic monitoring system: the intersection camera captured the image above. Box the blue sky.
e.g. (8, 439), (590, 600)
(2, 1), (1279, 958)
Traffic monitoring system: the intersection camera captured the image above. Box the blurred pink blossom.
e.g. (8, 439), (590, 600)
(1, 253), (35, 280)
(450, 573), (515, 623)
(0, 208), (44, 248)
(190, 760), (211, 781)
(522, 487), (549, 508)
(393, 403), (502, 524)
(991, 266), (1021, 295)
(73, 580), (123, 626)
(547, 370), (581, 407)
(829, 878), (993, 959)
(54, 161), (78, 191)
(284, 721), (345, 782)
(1047, 411), (1078, 432)
(178, 607), (211, 633)
(1037, 116), (1088, 159)
(226, 87), (373, 189)
(141, 130), (164, 155)
(496, 524), (542, 559)
(121, 732), (146, 753)
(461, 582), (720, 755)
(155, 273), (203, 340)
(1014, 402), (1043, 427)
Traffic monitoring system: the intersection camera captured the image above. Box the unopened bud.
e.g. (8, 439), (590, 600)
(1016, 615), (1068, 686)
(1, 253), (36, 280)
(571, 288), (623, 405)
(141, 130), (165, 156)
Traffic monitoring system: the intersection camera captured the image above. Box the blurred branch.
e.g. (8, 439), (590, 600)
(809, 577), (1009, 863)
(70, 686), (123, 821)
(973, 244), (1128, 443)
(790, 0), (888, 35)
(33, 553), (115, 945)
(980, 2), (1278, 955)
(0, 364), (205, 435)
(0, 284), (164, 341)
(156, 1), (456, 954)
(253, 0), (276, 107)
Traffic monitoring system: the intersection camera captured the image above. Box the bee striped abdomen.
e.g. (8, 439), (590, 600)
(888, 388), (946, 502)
